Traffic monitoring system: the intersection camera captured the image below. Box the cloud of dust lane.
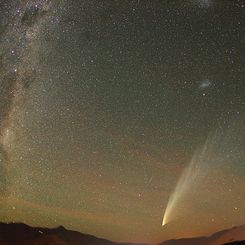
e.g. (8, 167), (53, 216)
(0, 0), (62, 200)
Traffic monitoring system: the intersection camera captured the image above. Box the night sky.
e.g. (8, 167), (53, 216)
(0, 0), (244, 243)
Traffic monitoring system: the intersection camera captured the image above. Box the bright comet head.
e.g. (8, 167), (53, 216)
(162, 216), (167, 227)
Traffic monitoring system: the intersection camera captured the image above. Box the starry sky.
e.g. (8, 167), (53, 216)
(0, 0), (244, 243)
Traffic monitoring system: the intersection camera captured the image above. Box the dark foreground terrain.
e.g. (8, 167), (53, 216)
(224, 242), (245, 245)
(0, 222), (244, 245)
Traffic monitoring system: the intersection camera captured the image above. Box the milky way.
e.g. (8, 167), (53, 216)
(0, 1), (244, 243)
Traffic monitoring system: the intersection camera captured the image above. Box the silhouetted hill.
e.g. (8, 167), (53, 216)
(0, 222), (245, 245)
(0, 223), (141, 245)
(159, 224), (245, 245)
(223, 241), (245, 245)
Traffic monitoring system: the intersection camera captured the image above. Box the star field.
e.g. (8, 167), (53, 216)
(0, 0), (244, 243)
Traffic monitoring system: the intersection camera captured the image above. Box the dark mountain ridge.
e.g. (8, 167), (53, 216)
(0, 222), (245, 245)
(159, 224), (245, 245)
(224, 241), (245, 245)
(0, 222), (141, 245)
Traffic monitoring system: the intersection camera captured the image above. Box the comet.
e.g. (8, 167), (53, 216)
(162, 121), (241, 227)
(162, 219), (166, 227)
(161, 141), (208, 227)
(161, 119), (245, 228)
